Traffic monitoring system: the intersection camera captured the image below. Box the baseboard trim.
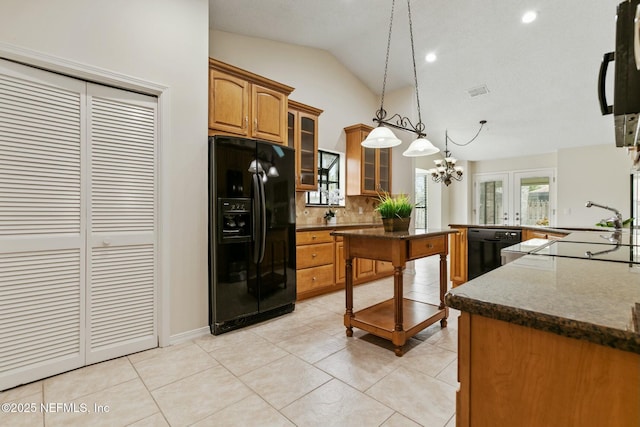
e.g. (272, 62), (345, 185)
(169, 326), (210, 346)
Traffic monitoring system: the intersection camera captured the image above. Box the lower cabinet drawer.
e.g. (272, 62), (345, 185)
(376, 260), (394, 274)
(296, 242), (334, 269)
(296, 230), (334, 245)
(409, 236), (445, 259)
(296, 264), (334, 293)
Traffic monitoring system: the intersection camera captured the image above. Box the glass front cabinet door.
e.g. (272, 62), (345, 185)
(345, 123), (393, 196)
(288, 100), (323, 191)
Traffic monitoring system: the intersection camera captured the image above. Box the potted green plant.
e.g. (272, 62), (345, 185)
(375, 192), (413, 232)
(324, 208), (336, 225)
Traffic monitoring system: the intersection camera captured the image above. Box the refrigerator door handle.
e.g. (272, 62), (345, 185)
(252, 173), (261, 264)
(598, 52), (614, 115)
(258, 174), (267, 263)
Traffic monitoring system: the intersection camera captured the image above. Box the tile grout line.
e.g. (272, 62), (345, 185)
(122, 356), (170, 427)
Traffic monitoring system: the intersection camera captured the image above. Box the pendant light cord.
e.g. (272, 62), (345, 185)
(446, 120), (487, 146)
(376, 0), (396, 121)
(407, 0), (425, 134)
(370, 0), (430, 140)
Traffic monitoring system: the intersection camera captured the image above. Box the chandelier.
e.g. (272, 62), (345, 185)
(430, 120), (487, 186)
(361, 0), (440, 157)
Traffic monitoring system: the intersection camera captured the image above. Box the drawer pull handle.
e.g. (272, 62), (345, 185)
(312, 235), (317, 240)
(427, 244), (433, 248)
(312, 276), (316, 281)
(312, 253), (317, 257)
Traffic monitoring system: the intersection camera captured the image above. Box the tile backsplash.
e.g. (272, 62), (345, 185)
(295, 192), (382, 225)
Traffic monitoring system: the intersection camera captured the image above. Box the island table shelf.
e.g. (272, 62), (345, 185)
(331, 228), (456, 356)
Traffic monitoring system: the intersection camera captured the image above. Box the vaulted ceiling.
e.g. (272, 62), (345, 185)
(210, 0), (622, 160)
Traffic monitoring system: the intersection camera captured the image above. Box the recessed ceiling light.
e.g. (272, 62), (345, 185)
(522, 10), (537, 24)
(425, 52), (437, 63)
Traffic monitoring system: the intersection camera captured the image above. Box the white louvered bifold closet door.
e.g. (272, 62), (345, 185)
(86, 84), (157, 364)
(0, 60), (86, 390)
(0, 60), (159, 391)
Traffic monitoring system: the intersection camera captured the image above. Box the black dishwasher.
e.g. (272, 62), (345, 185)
(467, 228), (522, 280)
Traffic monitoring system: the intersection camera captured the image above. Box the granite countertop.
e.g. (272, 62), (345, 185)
(449, 224), (603, 233)
(331, 227), (456, 241)
(296, 222), (381, 232)
(446, 230), (640, 354)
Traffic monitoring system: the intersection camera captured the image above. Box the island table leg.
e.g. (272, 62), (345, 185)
(393, 264), (405, 356)
(344, 257), (354, 337)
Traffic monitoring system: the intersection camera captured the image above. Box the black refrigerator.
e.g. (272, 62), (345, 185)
(208, 135), (296, 335)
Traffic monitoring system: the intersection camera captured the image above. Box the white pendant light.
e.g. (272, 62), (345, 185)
(362, 0), (431, 153)
(361, 126), (402, 148)
(247, 159), (264, 173)
(267, 165), (279, 177)
(402, 137), (440, 157)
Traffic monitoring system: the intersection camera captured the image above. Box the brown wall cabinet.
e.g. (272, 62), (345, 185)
(344, 124), (392, 196)
(209, 58), (293, 144)
(288, 100), (323, 191)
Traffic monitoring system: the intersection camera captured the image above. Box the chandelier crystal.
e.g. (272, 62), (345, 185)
(429, 142), (463, 186)
(429, 120), (487, 186)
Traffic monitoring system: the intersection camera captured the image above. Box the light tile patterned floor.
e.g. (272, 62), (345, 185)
(0, 257), (458, 426)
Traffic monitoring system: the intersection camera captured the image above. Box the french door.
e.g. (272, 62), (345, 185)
(474, 169), (556, 227)
(0, 59), (158, 390)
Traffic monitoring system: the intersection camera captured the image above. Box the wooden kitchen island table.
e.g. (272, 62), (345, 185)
(331, 228), (456, 356)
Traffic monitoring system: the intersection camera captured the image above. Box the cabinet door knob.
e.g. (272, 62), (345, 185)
(311, 253), (317, 257)
(244, 116), (248, 129)
(312, 277), (316, 281)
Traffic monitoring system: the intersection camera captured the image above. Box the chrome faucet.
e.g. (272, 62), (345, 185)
(585, 243), (621, 258)
(585, 201), (623, 230)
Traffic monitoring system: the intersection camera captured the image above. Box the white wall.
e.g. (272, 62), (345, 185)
(471, 152), (558, 174)
(384, 86), (417, 198)
(0, 0), (209, 338)
(446, 160), (470, 225)
(557, 145), (633, 227)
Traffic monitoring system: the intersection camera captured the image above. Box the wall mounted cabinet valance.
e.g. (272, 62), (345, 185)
(0, 59), (158, 391)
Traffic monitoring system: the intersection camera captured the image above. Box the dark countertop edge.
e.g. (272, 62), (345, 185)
(448, 224), (604, 233)
(296, 223), (381, 232)
(445, 293), (640, 354)
(331, 228), (456, 240)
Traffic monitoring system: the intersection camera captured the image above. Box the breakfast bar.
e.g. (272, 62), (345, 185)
(331, 228), (456, 356)
(445, 229), (640, 427)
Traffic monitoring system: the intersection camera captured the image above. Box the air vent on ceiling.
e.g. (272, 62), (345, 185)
(467, 85), (490, 97)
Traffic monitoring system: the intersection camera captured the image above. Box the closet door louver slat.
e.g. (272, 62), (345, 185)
(0, 74), (81, 237)
(0, 62), (85, 391)
(86, 84), (157, 363)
